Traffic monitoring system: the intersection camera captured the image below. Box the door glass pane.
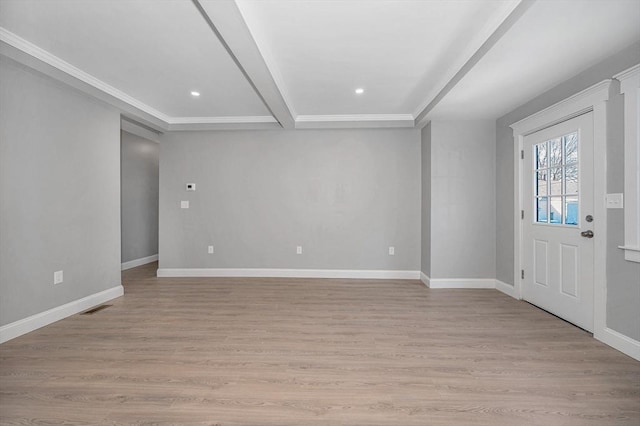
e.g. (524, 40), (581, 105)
(549, 197), (563, 224)
(536, 142), (548, 169)
(564, 196), (579, 225)
(549, 138), (562, 166)
(565, 165), (578, 194)
(532, 132), (579, 226)
(549, 168), (563, 195)
(564, 132), (578, 164)
(536, 170), (548, 196)
(536, 197), (548, 223)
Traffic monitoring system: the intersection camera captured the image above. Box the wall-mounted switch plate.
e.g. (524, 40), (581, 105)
(208, 245), (214, 254)
(388, 246), (395, 256)
(606, 193), (623, 209)
(186, 183), (196, 191)
(181, 200), (189, 209)
(54, 270), (63, 285)
(296, 246), (303, 255)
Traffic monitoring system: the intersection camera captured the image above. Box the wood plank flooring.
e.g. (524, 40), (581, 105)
(1, 262), (638, 425)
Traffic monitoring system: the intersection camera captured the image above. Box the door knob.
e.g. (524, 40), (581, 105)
(581, 230), (594, 238)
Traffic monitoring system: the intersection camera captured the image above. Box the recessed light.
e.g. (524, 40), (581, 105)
(190, 91), (200, 97)
(355, 88), (364, 94)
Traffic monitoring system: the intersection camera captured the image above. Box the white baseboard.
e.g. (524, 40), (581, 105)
(121, 254), (158, 270)
(595, 327), (640, 361)
(420, 272), (429, 287)
(157, 268), (420, 280)
(424, 275), (496, 289)
(495, 279), (519, 299)
(0, 285), (124, 344)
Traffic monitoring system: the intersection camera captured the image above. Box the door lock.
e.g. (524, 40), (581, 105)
(581, 230), (594, 238)
(585, 215), (593, 223)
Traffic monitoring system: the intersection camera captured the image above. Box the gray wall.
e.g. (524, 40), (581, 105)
(495, 42), (640, 340)
(159, 129), (421, 271)
(0, 57), (121, 326)
(121, 131), (159, 263)
(428, 120), (496, 279)
(420, 123), (431, 276)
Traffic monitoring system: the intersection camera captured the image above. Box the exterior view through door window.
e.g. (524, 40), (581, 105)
(534, 132), (579, 226)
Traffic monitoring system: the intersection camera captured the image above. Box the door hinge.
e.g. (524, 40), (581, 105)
(521, 150), (524, 160)
(521, 269), (525, 279)
(521, 210), (524, 219)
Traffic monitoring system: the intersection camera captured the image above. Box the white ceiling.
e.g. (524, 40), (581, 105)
(0, 0), (270, 120)
(235, 0), (518, 116)
(0, 0), (638, 131)
(429, 0), (640, 120)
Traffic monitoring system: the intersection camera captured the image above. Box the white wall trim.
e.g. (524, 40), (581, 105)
(495, 279), (519, 298)
(169, 116), (278, 124)
(0, 285), (124, 344)
(0, 28), (282, 132)
(0, 27), (171, 123)
(427, 278), (496, 289)
(595, 327), (640, 361)
(510, 80), (612, 136)
(121, 254), (158, 271)
(511, 79), (611, 351)
(614, 64), (640, 263)
(157, 268), (420, 280)
(295, 114), (415, 129)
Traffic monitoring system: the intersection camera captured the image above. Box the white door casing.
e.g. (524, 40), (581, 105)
(522, 113), (594, 331)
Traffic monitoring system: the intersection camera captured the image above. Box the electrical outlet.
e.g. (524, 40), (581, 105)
(54, 270), (63, 285)
(388, 246), (395, 256)
(296, 246), (303, 255)
(186, 183), (196, 191)
(180, 200), (189, 209)
(208, 245), (214, 254)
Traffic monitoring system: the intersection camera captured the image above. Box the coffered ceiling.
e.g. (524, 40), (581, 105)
(0, 0), (638, 132)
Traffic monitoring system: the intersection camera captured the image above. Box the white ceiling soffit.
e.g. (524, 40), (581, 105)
(0, 0), (277, 131)
(235, 0), (523, 128)
(427, 0), (640, 121)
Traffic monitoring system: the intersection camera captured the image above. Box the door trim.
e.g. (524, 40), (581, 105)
(510, 79), (624, 353)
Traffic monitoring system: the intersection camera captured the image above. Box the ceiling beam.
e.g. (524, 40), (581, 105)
(414, 0), (536, 128)
(193, 0), (295, 129)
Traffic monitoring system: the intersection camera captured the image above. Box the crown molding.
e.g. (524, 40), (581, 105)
(167, 117), (282, 131)
(0, 27), (171, 130)
(1, 27), (419, 132)
(295, 114), (415, 129)
(0, 27), (283, 131)
(169, 116), (278, 124)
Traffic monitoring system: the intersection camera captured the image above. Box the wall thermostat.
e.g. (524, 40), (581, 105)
(186, 183), (196, 191)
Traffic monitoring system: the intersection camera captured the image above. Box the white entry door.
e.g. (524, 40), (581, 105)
(522, 112), (595, 332)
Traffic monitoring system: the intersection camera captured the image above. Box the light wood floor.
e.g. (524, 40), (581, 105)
(1, 262), (638, 425)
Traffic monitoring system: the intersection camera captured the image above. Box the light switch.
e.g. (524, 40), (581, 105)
(54, 270), (63, 285)
(606, 193), (623, 209)
(181, 200), (189, 209)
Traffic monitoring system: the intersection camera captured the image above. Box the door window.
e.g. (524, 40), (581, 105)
(534, 132), (579, 225)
